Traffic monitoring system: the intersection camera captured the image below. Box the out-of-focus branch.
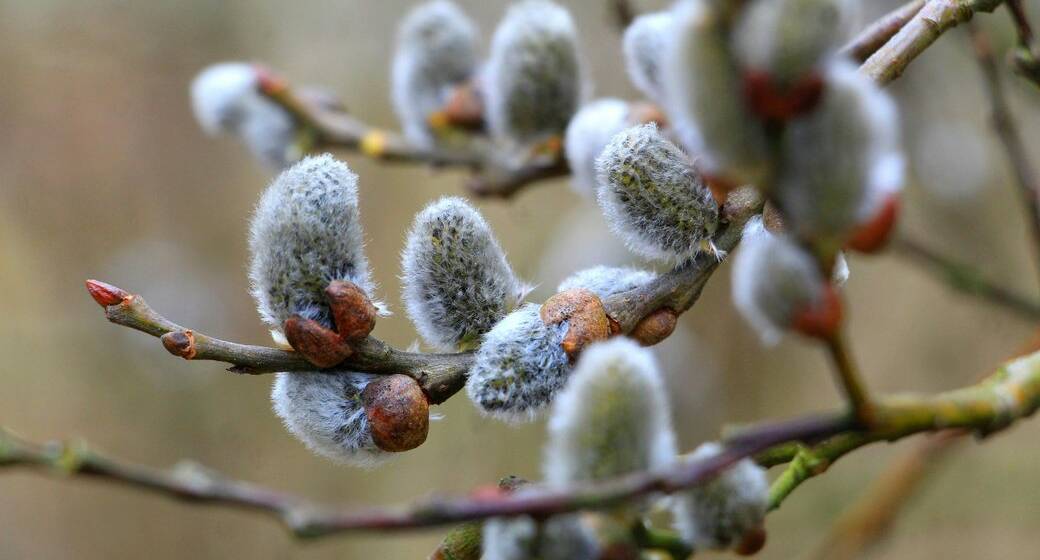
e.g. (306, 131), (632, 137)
(969, 23), (1040, 280)
(259, 71), (567, 199)
(861, 0), (1005, 85)
(1005, 0), (1040, 87)
(10, 348), (1040, 538)
(609, 0), (637, 31)
(840, 0), (927, 63)
(891, 236), (1040, 321)
(808, 432), (964, 560)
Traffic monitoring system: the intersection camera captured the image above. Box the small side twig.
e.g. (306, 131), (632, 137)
(969, 22), (1040, 282)
(840, 0), (927, 63)
(891, 236), (1040, 321)
(823, 331), (875, 427)
(1005, 0), (1040, 87)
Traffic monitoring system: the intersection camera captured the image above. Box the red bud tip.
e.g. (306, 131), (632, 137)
(253, 64), (287, 95)
(743, 70), (824, 121)
(734, 525), (767, 556)
(792, 286), (843, 340)
(85, 279), (130, 307)
(847, 194), (900, 254)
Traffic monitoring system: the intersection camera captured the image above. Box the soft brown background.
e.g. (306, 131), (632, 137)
(2, 1), (1040, 558)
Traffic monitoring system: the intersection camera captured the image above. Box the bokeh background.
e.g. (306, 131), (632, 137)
(3, 0), (1040, 558)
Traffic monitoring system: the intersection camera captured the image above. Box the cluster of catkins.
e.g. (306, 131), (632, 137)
(191, 0), (586, 169)
(483, 338), (769, 558)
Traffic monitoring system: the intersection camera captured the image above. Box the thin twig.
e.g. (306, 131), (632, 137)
(891, 236), (1040, 321)
(861, 0), (1005, 86)
(840, 0), (927, 63)
(9, 349), (1040, 537)
(1005, 0), (1040, 86)
(823, 331), (875, 427)
(969, 22), (1040, 282)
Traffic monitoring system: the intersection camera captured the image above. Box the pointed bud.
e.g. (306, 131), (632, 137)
(664, 0), (769, 186)
(402, 197), (530, 351)
(271, 372), (389, 466)
(283, 315), (353, 368)
(85, 279), (130, 307)
(776, 61), (904, 244)
(731, 217), (839, 345)
(362, 374), (429, 452)
(485, 0), (584, 146)
(734, 0), (859, 92)
(596, 124), (719, 262)
(249, 155), (377, 336)
(466, 304), (570, 423)
(672, 442), (768, 552)
(623, 11), (675, 104)
(846, 193), (900, 253)
(190, 62), (298, 169)
(391, 0), (479, 147)
(325, 280), (377, 341)
(544, 338), (677, 488)
(540, 289), (612, 360)
(564, 99), (632, 197)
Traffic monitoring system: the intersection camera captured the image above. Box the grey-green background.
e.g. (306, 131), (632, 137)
(2, 1), (1040, 558)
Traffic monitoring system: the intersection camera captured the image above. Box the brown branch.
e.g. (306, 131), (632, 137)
(1005, 0), (1040, 87)
(861, 0), (1005, 86)
(840, 0), (927, 63)
(86, 190), (764, 407)
(609, 0), (637, 31)
(0, 411), (852, 539)
(969, 22), (1040, 281)
(891, 236), (1040, 320)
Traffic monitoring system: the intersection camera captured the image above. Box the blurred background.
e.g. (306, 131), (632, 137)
(2, 0), (1040, 558)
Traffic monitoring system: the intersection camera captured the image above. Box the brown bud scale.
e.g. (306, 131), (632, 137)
(325, 280), (377, 341)
(283, 315), (353, 368)
(362, 374), (429, 452)
(85, 279), (130, 308)
(540, 289), (612, 361)
(161, 330), (197, 360)
(630, 308), (678, 346)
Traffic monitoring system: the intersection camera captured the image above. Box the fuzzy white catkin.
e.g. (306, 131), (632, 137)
(483, 512), (599, 560)
(249, 155), (374, 333)
(543, 338), (677, 486)
(564, 99), (632, 197)
(391, 0), (479, 147)
(270, 371), (387, 466)
(733, 0), (859, 86)
(731, 217), (826, 345)
(596, 123), (719, 262)
(557, 265), (657, 301)
(485, 0), (584, 146)
(777, 61), (904, 240)
(190, 62), (297, 169)
(623, 11), (674, 104)
(672, 442), (768, 551)
(465, 304), (570, 423)
(664, 0), (768, 185)
(401, 197), (530, 351)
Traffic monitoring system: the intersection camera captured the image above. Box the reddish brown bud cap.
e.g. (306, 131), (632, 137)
(362, 374), (429, 452)
(325, 280), (377, 341)
(743, 70), (824, 121)
(253, 64), (286, 96)
(541, 289), (613, 361)
(847, 194), (900, 254)
(438, 81), (485, 131)
(630, 308), (678, 346)
(283, 315), (353, 368)
(791, 286), (843, 340)
(161, 330), (197, 360)
(85, 279), (130, 307)
(734, 525), (767, 556)
(628, 101), (668, 128)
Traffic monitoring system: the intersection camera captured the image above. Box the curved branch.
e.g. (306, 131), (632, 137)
(8, 349), (1040, 537)
(840, 0), (927, 63)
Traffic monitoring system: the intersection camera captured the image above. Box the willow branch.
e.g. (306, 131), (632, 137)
(2, 412), (850, 538)
(87, 190), (764, 406)
(763, 348), (1040, 510)
(10, 349), (1040, 537)
(823, 331), (876, 427)
(969, 22), (1040, 280)
(808, 432), (963, 560)
(861, 0), (1005, 86)
(1005, 0), (1040, 87)
(840, 0), (927, 63)
(891, 236), (1040, 320)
